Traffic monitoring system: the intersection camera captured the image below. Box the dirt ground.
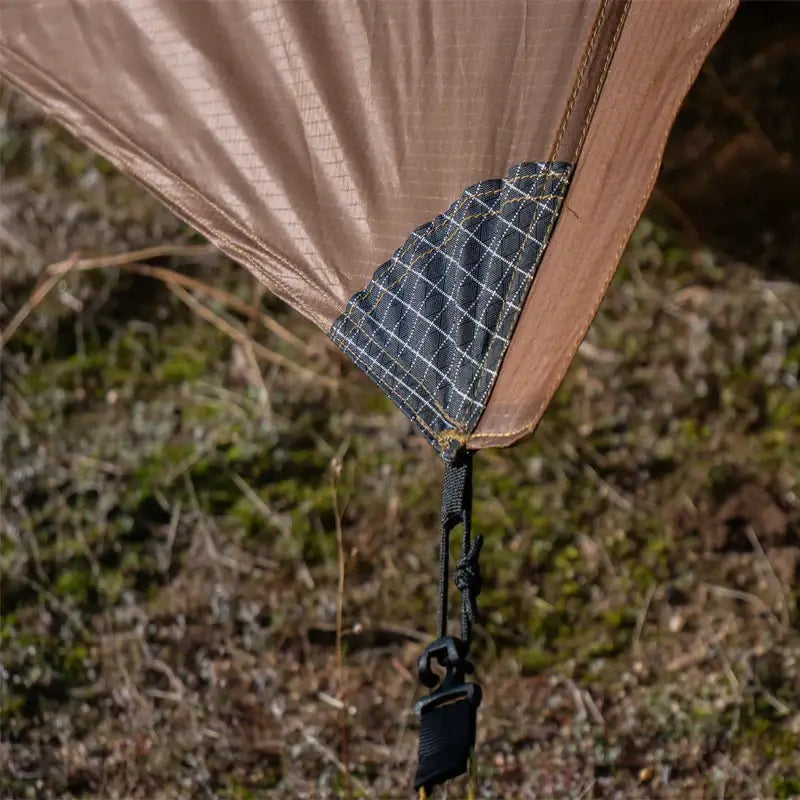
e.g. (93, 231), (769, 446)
(1, 6), (799, 799)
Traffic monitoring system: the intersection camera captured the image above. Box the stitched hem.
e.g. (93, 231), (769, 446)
(330, 161), (572, 459)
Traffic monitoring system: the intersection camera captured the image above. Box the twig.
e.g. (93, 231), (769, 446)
(1, 245), (211, 349)
(317, 691), (345, 711)
(184, 473), (276, 574)
(704, 63), (790, 165)
(0, 257), (76, 348)
(330, 456), (351, 800)
(239, 335), (272, 415)
(631, 583), (656, 656)
(160, 437), (216, 486)
(583, 462), (636, 514)
(230, 472), (306, 578)
(14, 512), (49, 585)
(158, 500), (182, 574)
(573, 779), (596, 800)
(19, 575), (90, 637)
(745, 525), (791, 628)
(47, 244), (216, 274)
(666, 619), (736, 673)
(231, 473), (292, 537)
(702, 582), (782, 629)
(147, 657), (187, 700)
(705, 622), (742, 702)
(300, 731), (371, 797)
(166, 282), (336, 388)
(105, 262), (311, 356)
(1, 245), (321, 372)
(247, 281), (266, 338)
(650, 186), (702, 246)
(368, 622), (430, 644)
(582, 689), (605, 727)
(752, 672), (792, 718)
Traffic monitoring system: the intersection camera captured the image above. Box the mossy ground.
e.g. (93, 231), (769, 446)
(1, 11), (799, 799)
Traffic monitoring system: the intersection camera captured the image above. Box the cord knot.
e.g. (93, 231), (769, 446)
(454, 534), (483, 623)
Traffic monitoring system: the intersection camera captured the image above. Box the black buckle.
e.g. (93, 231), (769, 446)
(417, 636), (473, 688)
(414, 637), (483, 792)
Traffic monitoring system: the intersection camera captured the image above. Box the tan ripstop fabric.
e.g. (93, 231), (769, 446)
(474, 0), (738, 446)
(0, 0), (600, 329)
(0, 0), (736, 450)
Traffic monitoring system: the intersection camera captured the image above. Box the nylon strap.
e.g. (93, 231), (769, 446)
(439, 450), (483, 642)
(414, 449), (484, 795)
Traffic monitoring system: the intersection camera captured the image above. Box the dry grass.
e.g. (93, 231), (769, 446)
(1, 8), (799, 800)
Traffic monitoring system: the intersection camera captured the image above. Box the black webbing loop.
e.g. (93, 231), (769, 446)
(438, 449), (482, 642)
(414, 448), (483, 795)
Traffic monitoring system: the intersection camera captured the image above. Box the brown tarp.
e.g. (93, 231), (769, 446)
(475, 0), (739, 446)
(0, 0), (737, 451)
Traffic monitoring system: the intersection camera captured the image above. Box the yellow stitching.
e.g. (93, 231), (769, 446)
(364, 191), (566, 317)
(496, 192), (565, 211)
(551, 0), (611, 159)
(331, 317), (461, 427)
(336, 172), (569, 435)
(461, 171), (570, 418)
(573, 1), (631, 159)
(380, 168), (558, 286)
(468, 1), (737, 446)
(350, 183), (501, 314)
(341, 171), (565, 321)
(436, 429), (469, 449)
(464, 2), (630, 429)
(334, 336), (441, 438)
(356, 196), (476, 313)
(333, 183), (568, 436)
(449, 4), (627, 424)
(343, 175), (532, 297)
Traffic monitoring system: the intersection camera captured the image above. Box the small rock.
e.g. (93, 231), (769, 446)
(668, 612), (685, 633)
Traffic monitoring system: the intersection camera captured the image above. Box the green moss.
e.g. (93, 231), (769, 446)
(516, 647), (558, 675)
(771, 775), (800, 800)
(54, 568), (92, 604)
(157, 345), (209, 383)
(2, 105), (799, 798)
(0, 692), (26, 720)
(61, 644), (91, 680)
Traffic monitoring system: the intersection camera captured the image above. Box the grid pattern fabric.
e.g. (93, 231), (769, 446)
(330, 161), (572, 458)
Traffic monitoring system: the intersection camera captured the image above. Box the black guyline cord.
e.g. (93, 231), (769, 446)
(438, 450), (483, 643)
(414, 448), (484, 794)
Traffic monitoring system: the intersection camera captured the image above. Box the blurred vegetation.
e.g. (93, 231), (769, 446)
(1, 5), (799, 799)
